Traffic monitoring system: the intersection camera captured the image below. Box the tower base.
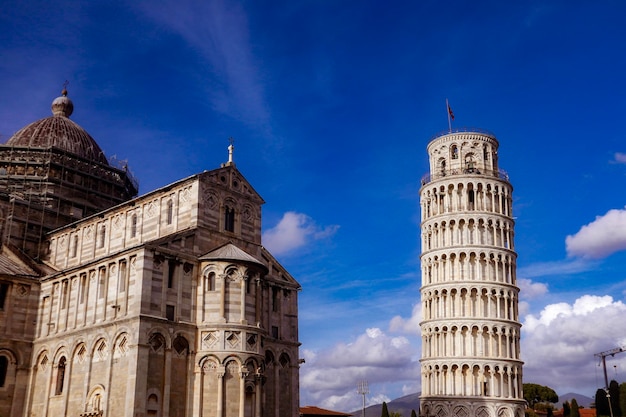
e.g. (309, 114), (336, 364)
(420, 396), (525, 417)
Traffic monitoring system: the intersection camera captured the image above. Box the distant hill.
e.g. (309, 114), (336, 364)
(350, 393), (420, 417)
(349, 392), (594, 417)
(558, 393), (594, 409)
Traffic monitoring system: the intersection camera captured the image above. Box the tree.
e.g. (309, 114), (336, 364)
(596, 388), (610, 417)
(619, 382), (626, 417)
(381, 402), (390, 417)
(411, 410), (417, 417)
(389, 412), (402, 417)
(523, 383), (559, 408)
(610, 380), (621, 417)
(571, 398), (580, 417)
(563, 401), (570, 417)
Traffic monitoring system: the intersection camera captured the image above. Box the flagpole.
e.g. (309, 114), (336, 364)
(446, 99), (452, 133)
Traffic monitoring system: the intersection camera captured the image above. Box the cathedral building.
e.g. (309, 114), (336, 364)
(418, 130), (525, 417)
(0, 90), (301, 417)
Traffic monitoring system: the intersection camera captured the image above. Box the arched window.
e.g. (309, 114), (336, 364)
(465, 154), (476, 173)
(149, 333), (166, 353)
(98, 268), (106, 299)
(451, 145), (459, 159)
(173, 336), (189, 355)
(166, 199), (173, 225)
(130, 214), (137, 238)
(224, 206), (235, 232)
(205, 272), (216, 291)
(72, 235), (79, 257)
(0, 283), (8, 310)
(119, 261), (127, 293)
(147, 393), (159, 416)
(0, 355), (8, 388)
(61, 280), (69, 309)
(99, 225), (106, 248)
(167, 259), (176, 289)
(55, 357), (66, 395)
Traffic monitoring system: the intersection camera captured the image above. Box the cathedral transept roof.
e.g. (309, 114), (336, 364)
(200, 242), (267, 271)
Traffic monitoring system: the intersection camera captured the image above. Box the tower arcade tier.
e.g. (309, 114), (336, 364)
(419, 130), (524, 417)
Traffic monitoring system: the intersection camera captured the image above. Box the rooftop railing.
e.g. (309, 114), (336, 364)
(421, 167), (509, 185)
(430, 127), (496, 141)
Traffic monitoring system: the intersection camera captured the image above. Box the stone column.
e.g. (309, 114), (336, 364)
(240, 275), (247, 324)
(273, 365), (279, 417)
(506, 368), (513, 398)
(219, 274), (227, 321)
(62, 355), (73, 416)
(103, 342), (114, 417)
(255, 371), (262, 417)
(124, 344), (139, 417)
(255, 279), (261, 326)
(186, 352), (196, 415)
(162, 348), (172, 417)
(239, 367), (249, 417)
(216, 366), (225, 417)
(193, 362), (204, 416)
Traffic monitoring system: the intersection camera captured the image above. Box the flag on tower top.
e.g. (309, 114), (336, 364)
(446, 99), (454, 132)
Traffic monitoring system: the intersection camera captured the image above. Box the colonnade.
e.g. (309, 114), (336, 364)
(421, 324), (520, 360)
(196, 352), (293, 417)
(36, 255), (135, 338)
(197, 360), (261, 417)
(201, 268), (257, 324)
(422, 217), (514, 251)
(421, 180), (513, 220)
(422, 287), (518, 321)
(421, 362), (523, 399)
(421, 251), (516, 285)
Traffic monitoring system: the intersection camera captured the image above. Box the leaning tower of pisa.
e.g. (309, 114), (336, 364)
(418, 130), (525, 417)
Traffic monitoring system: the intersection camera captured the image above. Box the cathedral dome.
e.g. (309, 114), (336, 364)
(5, 89), (109, 165)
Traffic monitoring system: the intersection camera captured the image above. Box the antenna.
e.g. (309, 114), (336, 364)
(356, 380), (369, 417)
(594, 346), (626, 389)
(594, 346), (625, 417)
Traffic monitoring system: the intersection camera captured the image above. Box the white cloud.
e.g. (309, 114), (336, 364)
(516, 278), (548, 318)
(262, 211), (339, 256)
(517, 258), (597, 278)
(389, 304), (422, 335)
(401, 381), (421, 396)
(524, 295), (622, 331)
(613, 152), (626, 164)
(518, 300), (531, 317)
(368, 393), (392, 406)
(566, 207), (626, 258)
(518, 278), (549, 298)
(521, 295), (626, 394)
(300, 327), (419, 411)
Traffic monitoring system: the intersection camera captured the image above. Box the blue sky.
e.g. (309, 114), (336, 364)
(2, 0), (626, 412)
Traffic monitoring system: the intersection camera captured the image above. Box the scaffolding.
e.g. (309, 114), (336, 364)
(0, 145), (138, 259)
